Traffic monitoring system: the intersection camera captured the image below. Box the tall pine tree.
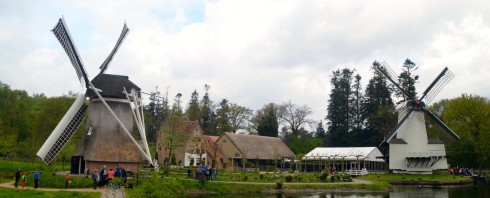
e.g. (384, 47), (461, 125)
(361, 61), (396, 146)
(325, 68), (354, 146)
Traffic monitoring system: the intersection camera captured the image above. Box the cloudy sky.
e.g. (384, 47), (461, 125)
(1, 0), (489, 125)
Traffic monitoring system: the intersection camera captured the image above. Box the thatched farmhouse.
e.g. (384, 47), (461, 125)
(215, 132), (295, 171)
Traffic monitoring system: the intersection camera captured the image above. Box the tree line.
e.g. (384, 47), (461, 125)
(1, 58), (489, 169)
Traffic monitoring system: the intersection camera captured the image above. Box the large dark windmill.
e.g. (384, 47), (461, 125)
(375, 62), (460, 174)
(37, 17), (153, 174)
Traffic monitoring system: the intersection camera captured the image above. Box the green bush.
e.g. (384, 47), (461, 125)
(318, 172), (328, 182)
(285, 175), (293, 183)
(275, 181), (283, 189)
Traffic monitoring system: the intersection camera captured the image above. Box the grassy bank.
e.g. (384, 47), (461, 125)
(358, 173), (473, 182)
(0, 188), (99, 198)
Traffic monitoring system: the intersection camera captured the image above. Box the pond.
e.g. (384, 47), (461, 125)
(194, 184), (490, 198)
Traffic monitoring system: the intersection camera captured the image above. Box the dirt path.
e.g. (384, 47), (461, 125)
(0, 181), (125, 198)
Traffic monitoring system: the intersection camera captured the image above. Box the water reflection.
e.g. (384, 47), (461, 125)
(192, 185), (489, 198)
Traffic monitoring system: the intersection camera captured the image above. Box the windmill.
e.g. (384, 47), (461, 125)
(36, 17), (153, 174)
(375, 62), (460, 174)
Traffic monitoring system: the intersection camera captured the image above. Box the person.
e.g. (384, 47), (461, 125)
(21, 172), (26, 189)
(65, 173), (70, 189)
(114, 167), (121, 178)
(108, 168), (114, 182)
(92, 169), (99, 190)
(207, 167), (212, 181)
(121, 165), (127, 184)
(33, 169), (40, 188)
(213, 168), (218, 181)
(15, 168), (21, 188)
(99, 165), (108, 188)
(187, 168), (192, 178)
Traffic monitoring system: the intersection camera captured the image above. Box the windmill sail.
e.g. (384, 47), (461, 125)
(37, 95), (88, 165)
(99, 23), (129, 74)
(52, 17), (90, 87)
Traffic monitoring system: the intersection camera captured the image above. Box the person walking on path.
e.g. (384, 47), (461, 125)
(65, 173), (70, 189)
(14, 168), (21, 188)
(213, 168), (218, 181)
(21, 172), (26, 189)
(92, 169), (99, 190)
(33, 170), (40, 188)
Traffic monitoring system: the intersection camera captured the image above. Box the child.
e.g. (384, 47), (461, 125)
(65, 173), (70, 189)
(21, 172), (26, 189)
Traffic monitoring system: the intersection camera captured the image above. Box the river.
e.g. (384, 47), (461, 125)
(195, 184), (489, 198)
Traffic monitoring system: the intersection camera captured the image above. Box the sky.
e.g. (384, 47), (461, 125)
(1, 0), (489, 128)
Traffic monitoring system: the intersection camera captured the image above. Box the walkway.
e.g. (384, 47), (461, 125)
(0, 181), (125, 198)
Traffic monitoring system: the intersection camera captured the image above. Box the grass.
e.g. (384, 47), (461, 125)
(357, 173), (472, 182)
(0, 188), (100, 198)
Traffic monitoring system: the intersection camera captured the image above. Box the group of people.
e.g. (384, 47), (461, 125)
(14, 168), (40, 189)
(188, 164), (218, 181)
(91, 165), (127, 190)
(450, 166), (476, 176)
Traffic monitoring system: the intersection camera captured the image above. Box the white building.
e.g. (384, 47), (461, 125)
(302, 147), (387, 174)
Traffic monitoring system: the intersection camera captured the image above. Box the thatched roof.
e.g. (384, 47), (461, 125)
(86, 74), (140, 99)
(223, 132), (295, 160)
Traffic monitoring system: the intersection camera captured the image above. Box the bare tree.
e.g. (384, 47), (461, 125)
(228, 103), (252, 133)
(278, 101), (314, 137)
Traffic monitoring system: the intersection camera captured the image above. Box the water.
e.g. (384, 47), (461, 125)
(193, 185), (490, 198)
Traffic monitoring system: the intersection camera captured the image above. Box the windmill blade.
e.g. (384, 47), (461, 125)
(37, 95), (88, 165)
(422, 107), (460, 140)
(52, 17), (90, 87)
(99, 23), (130, 74)
(379, 109), (415, 147)
(375, 62), (410, 98)
(419, 67), (454, 104)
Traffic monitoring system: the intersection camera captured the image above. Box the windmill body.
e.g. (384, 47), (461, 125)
(37, 17), (153, 174)
(374, 62), (460, 174)
(73, 74), (144, 174)
(388, 103), (448, 174)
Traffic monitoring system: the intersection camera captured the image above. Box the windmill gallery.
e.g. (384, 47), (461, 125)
(36, 17), (460, 175)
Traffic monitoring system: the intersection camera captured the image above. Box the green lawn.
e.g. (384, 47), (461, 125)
(357, 173), (472, 182)
(0, 188), (100, 198)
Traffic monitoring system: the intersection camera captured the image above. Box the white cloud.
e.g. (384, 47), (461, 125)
(1, 0), (489, 125)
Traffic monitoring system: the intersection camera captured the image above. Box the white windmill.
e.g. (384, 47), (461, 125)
(36, 17), (153, 174)
(375, 62), (460, 174)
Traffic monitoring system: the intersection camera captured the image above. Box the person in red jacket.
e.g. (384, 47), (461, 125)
(65, 173), (70, 189)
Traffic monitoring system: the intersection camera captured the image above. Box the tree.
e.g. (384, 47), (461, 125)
(361, 61), (396, 146)
(160, 116), (187, 166)
(251, 103), (279, 137)
(325, 68), (354, 146)
(199, 84), (217, 135)
(171, 93), (183, 116)
(227, 103), (252, 133)
(349, 74), (364, 146)
(443, 94), (490, 172)
(186, 90), (200, 121)
(315, 120), (326, 138)
(216, 99), (232, 133)
(144, 87), (169, 143)
(278, 101), (313, 138)
(397, 58), (418, 101)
